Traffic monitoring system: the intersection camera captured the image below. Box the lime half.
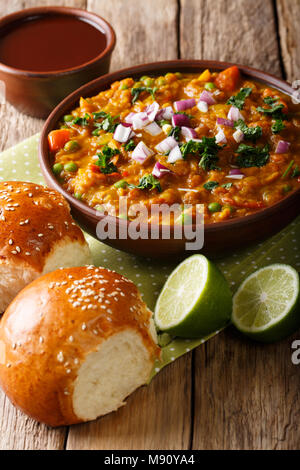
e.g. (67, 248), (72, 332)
(154, 254), (232, 338)
(232, 264), (300, 342)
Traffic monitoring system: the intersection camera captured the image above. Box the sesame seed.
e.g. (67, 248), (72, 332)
(36, 247), (40, 251)
(15, 246), (21, 253)
(8, 239), (13, 245)
(38, 233), (44, 237)
(66, 369), (71, 374)
(69, 336), (74, 342)
(6, 363), (11, 368)
(81, 323), (87, 330)
(74, 358), (79, 364)
(12, 343), (17, 350)
(39, 337), (44, 344)
(11, 250), (17, 254)
(57, 351), (64, 362)
(28, 193), (33, 197)
(25, 252), (31, 256)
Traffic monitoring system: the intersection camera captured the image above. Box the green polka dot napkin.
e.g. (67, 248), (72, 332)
(0, 133), (299, 379)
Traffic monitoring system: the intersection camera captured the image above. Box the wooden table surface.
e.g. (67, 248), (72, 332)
(0, 0), (299, 450)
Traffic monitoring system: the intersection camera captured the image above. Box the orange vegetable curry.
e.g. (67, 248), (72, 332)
(48, 66), (300, 223)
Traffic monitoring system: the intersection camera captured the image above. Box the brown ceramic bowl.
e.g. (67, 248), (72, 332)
(39, 60), (300, 258)
(0, 6), (115, 118)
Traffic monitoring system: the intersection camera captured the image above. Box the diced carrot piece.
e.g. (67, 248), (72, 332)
(199, 69), (211, 82)
(215, 66), (241, 91)
(48, 129), (71, 152)
(122, 170), (129, 177)
(90, 164), (101, 173)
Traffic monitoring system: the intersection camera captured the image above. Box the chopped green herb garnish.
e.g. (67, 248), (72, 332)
(235, 143), (270, 168)
(282, 160), (294, 179)
(96, 146), (120, 174)
(131, 86), (157, 104)
(256, 102), (285, 119)
(136, 174), (162, 192)
(292, 165), (300, 178)
(263, 96), (277, 105)
(234, 119), (262, 141)
(271, 119), (285, 134)
(93, 112), (119, 134)
(179, 137), (223, 171)
(72, 113), (91, 126)
(168, 126), (181, 141)
(124, 139), (136, 151)
(227, 87), (252, 110)
(203, 181), (219, 191)
(157, 119), (170, 127)
(221, 182), (233, 189)
(174, 111), (194, 119)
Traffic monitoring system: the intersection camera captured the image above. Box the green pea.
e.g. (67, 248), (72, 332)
(283, 184), (292, 194)
(52, 163), (63, 175)
(60, 124), (69, 129)
(64, 140), (80, 153)
(204, 82), (215, 91)
(64, 162), (78, 172)
(74, 192), (82, 200)
(157, 77), (166, 87)
(144, 78), (154, 87)
(114, 179), (128, 189)
(63, 114), (74, 122)
(119, 83), (128, 90)
(133, 81), (142, 88)
(208, 202), (222, 212)
(175, 72), (183, 79)
(140, 75), (149, 81)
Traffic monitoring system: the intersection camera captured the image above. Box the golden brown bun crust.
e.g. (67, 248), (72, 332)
(0, 266), (160, 427)
(0, 181), (86, 272)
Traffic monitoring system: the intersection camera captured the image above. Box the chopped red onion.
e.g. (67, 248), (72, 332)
(145, 101), (160, 121)
(155, 136), (178, 154)
(215, 128), (227, 144)
(197, 101), (208, 113)
(144, 121), (163, 136)
(227, 106), (244, 121)
(229, 168), (244, 175)
(152, 161), (173, 178)
(132, 112), (150, 130)
(181, 126), (197, 140)
(172, 113), (190, 127)
(216, 117), (234, 127)
(124, 112), (135, 124)
(167, 145), (183, 163)
(131, 141), (154, 163)
(225, 174), (245, 180)
(199, 90), (216, 105)
(113, 124), (132, 143)
(233, 129), (244, 143)
(155, 106), (174, 121)
(275, 140), (290, 154)
(121, 122), (132, 127)
(174, 98), (196, 112)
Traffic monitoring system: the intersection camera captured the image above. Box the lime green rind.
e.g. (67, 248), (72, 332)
(232, 264), (300, 343)
(154, 255), (232, 338)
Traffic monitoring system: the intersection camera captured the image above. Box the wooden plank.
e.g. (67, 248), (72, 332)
(87, 0), (179, 71)
(180, 0), (281, 76)
(66, 0), (193, 450)
(0, 0), (86, 450)
(180, 0), (300, 450)
(192, 330), (300, 450)
(66, 357), (192, 450)
(277, 0), (300, 81)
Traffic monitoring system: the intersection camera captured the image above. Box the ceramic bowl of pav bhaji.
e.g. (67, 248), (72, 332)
(39, 60), (300, 258)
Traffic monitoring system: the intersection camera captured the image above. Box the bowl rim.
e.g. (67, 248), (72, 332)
(0, 6), (116, 77)
(39, 59), (300, 235)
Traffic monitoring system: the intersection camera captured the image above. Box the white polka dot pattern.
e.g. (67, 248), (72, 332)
(0, 133), (299, 381)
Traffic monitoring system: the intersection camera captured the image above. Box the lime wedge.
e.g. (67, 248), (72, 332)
(232, 264), (300, 342)
(154, 254), (232, 337)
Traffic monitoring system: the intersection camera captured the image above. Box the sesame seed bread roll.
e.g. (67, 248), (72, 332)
(0, 181), (91, 312)
(0, 266), (160, 427)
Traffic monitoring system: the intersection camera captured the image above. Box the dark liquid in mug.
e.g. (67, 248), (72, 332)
(0, 15), (107, 72)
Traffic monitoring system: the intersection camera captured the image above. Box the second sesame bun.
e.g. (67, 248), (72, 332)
(0, 181), (91, 312)
(0, 266), (160, 427)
